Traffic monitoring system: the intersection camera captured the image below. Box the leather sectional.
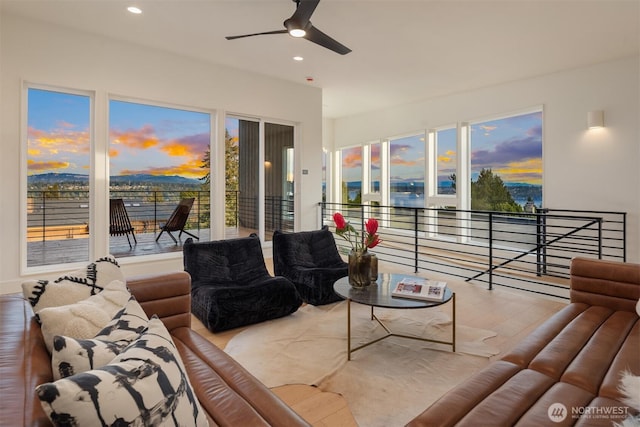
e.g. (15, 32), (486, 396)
(408, 257), (640, 426)
(0, 271), (310, 426)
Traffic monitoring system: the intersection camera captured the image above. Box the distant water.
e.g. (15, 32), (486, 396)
(390, 193), (542, 209)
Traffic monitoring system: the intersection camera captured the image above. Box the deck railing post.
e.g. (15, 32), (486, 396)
(42, 192), (46, 242)
(488, 212), (493, 290)
(598, 219), (603, 259)
(414, 208), (419, 273)
(536, 211), (542, 277)
(153, 192), (158, 231)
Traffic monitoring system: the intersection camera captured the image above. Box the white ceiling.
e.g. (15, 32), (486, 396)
(2, 0), (639, 118)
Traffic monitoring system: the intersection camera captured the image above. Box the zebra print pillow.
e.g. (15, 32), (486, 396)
(22, 255), (123, 314)
(51, 295), (149, 380)
(37, 316), (208, 427)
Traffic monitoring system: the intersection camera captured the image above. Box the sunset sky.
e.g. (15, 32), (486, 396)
(341, 111), (542, 186)
(27, 89), (211, 180)
(28, 88), (541, 187)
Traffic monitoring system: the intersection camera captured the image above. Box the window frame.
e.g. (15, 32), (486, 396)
(21, 82), (95, 274)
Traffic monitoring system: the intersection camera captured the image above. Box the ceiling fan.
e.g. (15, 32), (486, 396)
(225, 0), (351, 55)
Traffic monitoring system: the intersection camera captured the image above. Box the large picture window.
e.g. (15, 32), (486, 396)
(341, 146), (363, 204)
(470, 111), (543, 212)
(389, 134), (425, 208)
(26, 87), (92, 267)
(108, 99), (211, 256)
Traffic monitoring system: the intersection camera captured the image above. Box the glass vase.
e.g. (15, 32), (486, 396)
(370, 253), (378, 281)
(348, 249), (372, 288)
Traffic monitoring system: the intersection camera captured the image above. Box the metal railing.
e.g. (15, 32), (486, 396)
(26, 189), (295, 266)
(320, 202), (627, 299)
(27, 190), (211, 242)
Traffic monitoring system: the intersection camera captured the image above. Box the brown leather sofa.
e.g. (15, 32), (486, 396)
(408, 257), (640, 426)
(0, 271), (310, 426)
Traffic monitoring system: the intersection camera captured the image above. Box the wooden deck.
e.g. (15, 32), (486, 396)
(27, 227), (258, 267)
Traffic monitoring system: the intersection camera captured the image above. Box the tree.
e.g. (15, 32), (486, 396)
(449, 169), (523, 212)
(471, 168), (522, 212)
(200, 129), (239, 226)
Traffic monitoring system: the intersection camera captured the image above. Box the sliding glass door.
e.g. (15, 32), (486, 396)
(225, 117), (295, 241)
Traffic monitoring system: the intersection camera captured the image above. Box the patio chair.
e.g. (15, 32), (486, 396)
(109, 198), (137, 249)
(156, 198), (199, 244)
(183, 235), (303, 332)
(272, 226), (348, 305)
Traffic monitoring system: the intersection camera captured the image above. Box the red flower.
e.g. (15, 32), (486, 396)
(365, 218), (378, 235)
(366, 233), (381, 249)
(333, 212), (347, 230)
(333, 212), (382, 252)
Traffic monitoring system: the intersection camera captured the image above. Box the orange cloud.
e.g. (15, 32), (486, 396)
(28, 126), (90, 156)
(438, 150), (457, 164)
(121, 158), (207, 179)
(162, 141), (192, 157)
(109, 148), (119, 157)
(342, 151), (362, 168)
(27, 159), (70, 172)
(495, 158), (543, 184)
(110, 124), (159, 150)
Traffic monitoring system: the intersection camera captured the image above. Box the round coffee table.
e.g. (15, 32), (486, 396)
(334, 273), (455, 360)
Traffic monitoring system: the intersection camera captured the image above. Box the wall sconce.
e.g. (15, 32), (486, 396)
(587, 110), (604, 129)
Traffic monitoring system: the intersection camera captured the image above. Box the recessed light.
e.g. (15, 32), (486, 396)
(293, 56), (304, 61)
(127, 6), (142, 14)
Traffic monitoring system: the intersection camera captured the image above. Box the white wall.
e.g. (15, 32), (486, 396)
(330, 56), (640, 263)
(0, 14), (323, 293)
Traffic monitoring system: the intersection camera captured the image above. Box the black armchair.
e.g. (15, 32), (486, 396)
(183, 235), (303, 332)
(272, 226), (348, 306)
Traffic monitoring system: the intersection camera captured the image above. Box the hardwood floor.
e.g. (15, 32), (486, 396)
(189, 260), (566, 426)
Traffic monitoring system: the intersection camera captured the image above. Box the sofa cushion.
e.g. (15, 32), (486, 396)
(36, 316), (208, 427)
(51, 295), (149, 380)
(38, 279), (131, 352)
(22, 255), (123, 313)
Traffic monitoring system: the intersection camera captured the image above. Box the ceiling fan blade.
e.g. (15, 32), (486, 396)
(304, 25), (351, 55)
(226, 29), (288, 40)
(289, 0), (320, 27)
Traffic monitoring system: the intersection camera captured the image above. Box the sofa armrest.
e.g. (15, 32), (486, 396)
(570, 257), (640, 312)
(127, 271), (192, 331)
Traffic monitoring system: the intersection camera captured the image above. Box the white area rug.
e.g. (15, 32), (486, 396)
(225, 300), (498, 426)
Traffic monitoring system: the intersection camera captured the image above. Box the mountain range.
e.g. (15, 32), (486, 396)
(27, 173), (201, 185)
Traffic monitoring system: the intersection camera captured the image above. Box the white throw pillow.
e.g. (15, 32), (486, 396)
(37, 317), (209, 427)
(22, 255), (123, 313)
(38, 279), (131, 353)
(51, 295), (149, 380)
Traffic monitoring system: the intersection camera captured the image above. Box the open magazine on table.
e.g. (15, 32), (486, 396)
(391, 278), (447, 302)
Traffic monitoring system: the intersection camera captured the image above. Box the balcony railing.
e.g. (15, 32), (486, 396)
(26, 189), (294, 267)
(320, 202), (627, 300)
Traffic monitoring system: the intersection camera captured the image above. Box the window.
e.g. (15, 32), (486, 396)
(470, 111), (543, 212)
(436, 127), (457, 195)
(26, 87), (92, 267)
(341, 146), (362, 204)
(370, 142), (381, 195)
(109, 99), (211, 255)
(389, 134), (425, 208)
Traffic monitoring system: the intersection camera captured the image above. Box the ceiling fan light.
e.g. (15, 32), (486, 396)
(289, 28), (306, 38)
